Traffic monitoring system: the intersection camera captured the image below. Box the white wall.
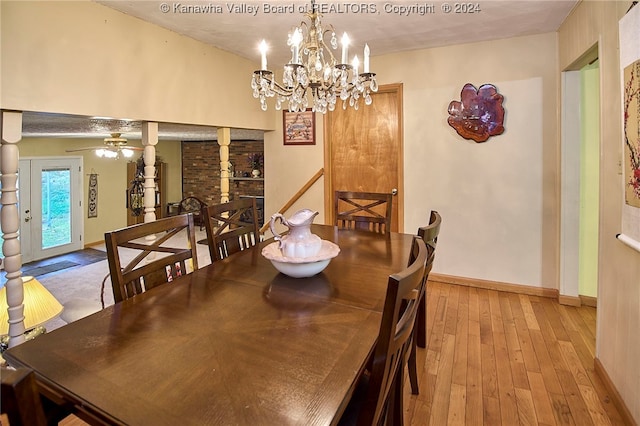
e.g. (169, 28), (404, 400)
(399, 78), (545, 286)
(381, 33), (559, 289)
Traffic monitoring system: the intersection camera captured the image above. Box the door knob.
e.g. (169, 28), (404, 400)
(391, 188), (398, 196)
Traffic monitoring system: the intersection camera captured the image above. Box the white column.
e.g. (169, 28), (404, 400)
(218, 128), (231, 203)
(1, 111), (25, 348)
(142, 122), (159, 223)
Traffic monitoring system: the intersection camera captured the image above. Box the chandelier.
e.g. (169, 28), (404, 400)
(251, 1), (378, 113)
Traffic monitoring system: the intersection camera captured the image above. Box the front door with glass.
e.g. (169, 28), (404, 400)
(14, 158), (83, 263)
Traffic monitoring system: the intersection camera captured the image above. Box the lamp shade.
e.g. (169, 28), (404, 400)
(0, 276), (63, 335)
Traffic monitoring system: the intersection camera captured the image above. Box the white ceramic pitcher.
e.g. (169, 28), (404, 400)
(269, 209), (322, 258)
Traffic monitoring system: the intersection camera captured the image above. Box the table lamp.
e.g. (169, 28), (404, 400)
(0, 276), (63, 349)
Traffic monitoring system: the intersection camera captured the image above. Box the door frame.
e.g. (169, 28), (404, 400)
(19, 156), (84, 263)
(560, 44), (600, 306)
(323, 83), (404, 231)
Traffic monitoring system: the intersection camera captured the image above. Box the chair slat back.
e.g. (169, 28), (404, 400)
(418, 210), (442, 255)
(105, 214), (199, 303)
(359, 237), (428, 425)
(415, 210), (441, 297)
(1, 367), (47, 426)
(203, 198), (260, 262)
(334, 191), (393, 235)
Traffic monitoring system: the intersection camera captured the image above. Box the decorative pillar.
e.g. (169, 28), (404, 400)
(1, 111), (25, 348)
(218, 127), (231, 203)
(142, 122), (159, 224)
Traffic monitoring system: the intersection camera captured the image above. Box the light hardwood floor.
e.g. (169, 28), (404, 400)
(405, 280), (627, 425)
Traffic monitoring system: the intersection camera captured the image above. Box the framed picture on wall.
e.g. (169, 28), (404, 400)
(283, 109), (315, 145)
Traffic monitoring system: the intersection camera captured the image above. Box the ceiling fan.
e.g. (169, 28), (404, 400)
(65, 133), (143, 159)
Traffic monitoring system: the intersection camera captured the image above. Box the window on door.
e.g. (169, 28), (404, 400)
(41, 167), (73, 249)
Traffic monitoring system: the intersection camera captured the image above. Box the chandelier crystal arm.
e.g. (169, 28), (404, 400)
(251, 0), (377, 113)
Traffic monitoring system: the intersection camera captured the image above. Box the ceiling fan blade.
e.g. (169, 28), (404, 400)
(65, 146), (112, 152)
(65, 146), (143, 153)
(117, 146), (144, 151)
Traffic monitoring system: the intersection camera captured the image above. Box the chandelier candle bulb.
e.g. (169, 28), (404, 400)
(364, 44), (370, 73)
(291, 28), (302, 64)
(353, 55), (359, 76)
(259, 40), (268, 70)
(341, 33), (349, 64)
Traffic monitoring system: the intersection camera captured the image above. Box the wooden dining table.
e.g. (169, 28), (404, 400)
(3, 225), (415, 426)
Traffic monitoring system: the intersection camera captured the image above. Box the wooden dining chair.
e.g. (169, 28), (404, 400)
(415, 210), (442, 347)
(339, 237), (428, 426)
(178, 196), (207, 230)
(1, 366), (47, 426)
(407, 210), (442, 394)
(202, 198), (260, 262)
(105, 213), (199, 303)
(419, 210), (442, 257)
(334, 191), (393, 235)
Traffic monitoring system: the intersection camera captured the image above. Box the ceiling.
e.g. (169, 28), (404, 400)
(21, 0), (578, 141)
(21, 112), (264, 141)
(97, 0), (578, 65)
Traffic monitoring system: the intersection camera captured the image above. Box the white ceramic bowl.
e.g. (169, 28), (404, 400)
(262, 240), (340, 278)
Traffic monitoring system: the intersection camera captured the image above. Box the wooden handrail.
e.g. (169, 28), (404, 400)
(259, 168), (324, 234)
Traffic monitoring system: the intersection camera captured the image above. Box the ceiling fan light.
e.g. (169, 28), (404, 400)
(95, 148), (106, 157)
(121, 148), (134, 158)
(104, 150), (118, 159)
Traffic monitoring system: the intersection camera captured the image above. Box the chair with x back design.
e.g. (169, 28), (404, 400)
(105, 213), (199, 303)
(334, 191), (393, 235)
(202, 198), (260, 262)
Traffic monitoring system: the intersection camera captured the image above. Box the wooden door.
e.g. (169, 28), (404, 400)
(324, 83), (403, 231)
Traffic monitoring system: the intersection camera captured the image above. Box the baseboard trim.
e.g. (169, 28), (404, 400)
(429, 273), (558, 299)
(84, 240), (105, 249)
(579, 295), (597, 308)
(594, 357), (637, 426)
(558, 294), (581, 307)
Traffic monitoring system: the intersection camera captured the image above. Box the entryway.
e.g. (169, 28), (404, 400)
(560, 47), (600, 307)
(4, 157), (84, 264)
